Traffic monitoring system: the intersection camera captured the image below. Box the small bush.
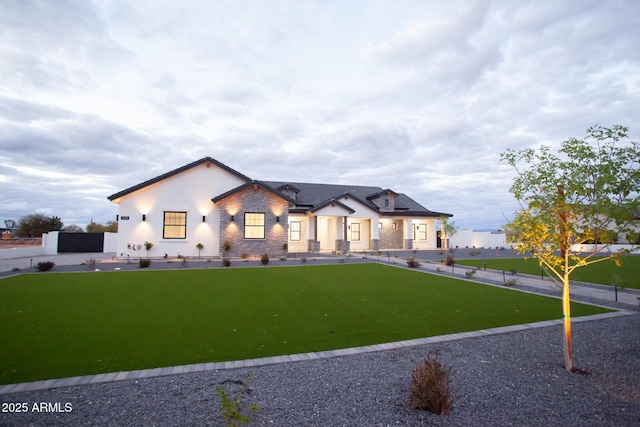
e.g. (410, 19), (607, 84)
(504, 277), (518, 286)
(406, 256), (421, 268)
(444, 255), (455, 266)
(11, 267), (20, 272)
(509, 267), (517, 275)
(301, 257), (307, 264)
(469, 250), (481, 256)
(85, 258), (98, 269)
(223, 240), (232, 252)
(241, 253), (248, 259)
(222, 258), (231, 267)
(36, 261), (55, 272)
(410, 354), (452, 415)
(260, 253), (269, 265)
(216, 372), (259, 426)
(465, 269), (476, 278)
(139, 258), (152, 268)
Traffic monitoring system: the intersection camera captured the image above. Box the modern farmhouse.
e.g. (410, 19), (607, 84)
(108, 157), (452, 258)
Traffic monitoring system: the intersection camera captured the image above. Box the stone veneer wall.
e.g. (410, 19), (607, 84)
(217, 186), (289, 258)
(379, 220), (404, 249)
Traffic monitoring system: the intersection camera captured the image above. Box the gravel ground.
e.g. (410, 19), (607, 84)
(1, 314), (638, 426)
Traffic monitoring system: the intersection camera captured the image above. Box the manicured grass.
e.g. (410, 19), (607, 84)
(455, 256), (640, 289)
(0, 264), (610, 385)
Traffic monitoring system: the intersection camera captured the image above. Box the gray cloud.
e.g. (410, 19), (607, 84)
(1, 0), (638, 230)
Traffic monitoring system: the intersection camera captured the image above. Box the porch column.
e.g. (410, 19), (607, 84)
(370, 219), (380, 252)
(343, 216), (350, 253)
(404, 218), (413, 250)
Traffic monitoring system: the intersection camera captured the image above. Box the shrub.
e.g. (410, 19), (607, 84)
(465, 269), (476, 278)
(260, 253), (269, 265)
(216, 372), (259, 426)
(301, 257), (307, 264)
(410, 354), (452, 415)
(509, 267), (517, 275)
(84, 258), (98, 269)
(139, 258), (152, 268)
(223, 240), (232, 252)
(222, 258), (231, 267)
(444, 255), (455, 266)
(240, 253), (248, 260)
(504, 277), (518, 286)
(406, 256), (421, 268)
(11, 267), (20, 272)
(36, 261), (55, 272)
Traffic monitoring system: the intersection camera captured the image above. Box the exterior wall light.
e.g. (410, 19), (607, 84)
(142, 214), (146, 221)
(202, 215), (206, 222)
(230, 215), (234, 222)
(276, 216), (280, 223)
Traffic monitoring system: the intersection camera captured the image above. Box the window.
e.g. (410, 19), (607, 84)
(351, 223), (360, 241)
(418, 224), (427, 240)
(244, 213), (265, 239)
(290, 221), (301, 241)
(163, 211), (187, 239)
(384, 198), (389, 207)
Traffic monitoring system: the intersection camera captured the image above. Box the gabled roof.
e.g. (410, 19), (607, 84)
(264, 181), (450, 217)
(212, 180), (296, 205)
(107, 157), (251, 202)
(309, 198), (356, 214)
(366, 189), (398, 200)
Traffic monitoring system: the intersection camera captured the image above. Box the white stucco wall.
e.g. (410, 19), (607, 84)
(449, 229), (508, 249)
(112, 162), (247, 258)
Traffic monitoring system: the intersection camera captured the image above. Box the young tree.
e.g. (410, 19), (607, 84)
(62, 224), (85, 233)
(439, 216), (458, 251)
(501, 125), (639, 371)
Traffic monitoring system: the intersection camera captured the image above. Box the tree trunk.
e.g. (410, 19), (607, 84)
(562, 275), (572, 371)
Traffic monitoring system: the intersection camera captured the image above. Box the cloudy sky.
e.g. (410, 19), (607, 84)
(1, 0), (639, 231)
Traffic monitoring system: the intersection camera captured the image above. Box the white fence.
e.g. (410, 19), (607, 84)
(0, 232), (117, 260)
(449, 230), (508, 249)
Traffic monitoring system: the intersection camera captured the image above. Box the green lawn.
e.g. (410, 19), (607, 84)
(0, 264), (610, 385)
(454, 256), (640, 289)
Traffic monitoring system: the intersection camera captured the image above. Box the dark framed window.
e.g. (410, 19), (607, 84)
(418, 224), (427, 240)
(163, 211), (187, 239)
(384, 198), (389, 207)
(290, 221), (301, 241)
(351, 223), (360, 241)
(244, 213), (265, 239)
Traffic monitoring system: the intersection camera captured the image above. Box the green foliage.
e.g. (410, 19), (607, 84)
(61, 224), (84, 233)
(216, 372), (259, 427)
(501, 125), (640, 282)
(196, 243), (204, 257)
(410, 354), (452, 415)
(84, 258), (98, 269)
(504, 277), (519, 287)
(224, 240), (232, 252)
(139, 259), (152, 268)
(35, 261), (55, 271)
(86, 221), (118, 233)
(18, 213), (63, 237)
(222, 258), (231, 267)
(260, 253), (269, 265)
(465, 269), (476, 278)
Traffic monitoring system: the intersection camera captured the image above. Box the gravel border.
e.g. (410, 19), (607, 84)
(1, 314), (638, 426)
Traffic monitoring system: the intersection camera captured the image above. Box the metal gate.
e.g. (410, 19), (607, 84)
(57, 232), (104, 253)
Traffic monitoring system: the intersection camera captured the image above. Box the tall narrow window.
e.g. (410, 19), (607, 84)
(351, 223), (360, 241)
(163, 211), (187, 239)
(384, 198), (389, 207)
(244, 213), (265, 239)
(418, 224), (427, 240)
(290, 221), (301, 241)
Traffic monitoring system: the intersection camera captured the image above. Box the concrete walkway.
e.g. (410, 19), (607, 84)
(1, 251), (638, 395)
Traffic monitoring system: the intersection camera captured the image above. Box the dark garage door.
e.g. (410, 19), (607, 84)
(57, 232), (104, 253)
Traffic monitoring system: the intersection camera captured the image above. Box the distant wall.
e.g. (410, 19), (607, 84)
(449, 230), (508, 249)
(0, 232), (117, 260)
